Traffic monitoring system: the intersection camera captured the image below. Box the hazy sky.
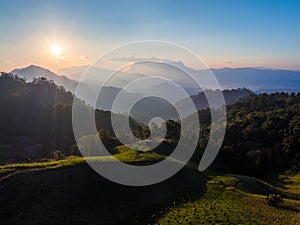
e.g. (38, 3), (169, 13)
(0, 0), (299, 72)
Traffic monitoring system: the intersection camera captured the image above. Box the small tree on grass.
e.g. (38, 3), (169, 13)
(53, 150), (64, 160)
(266, 194), (282, 207)
(69, 144), (80, 156)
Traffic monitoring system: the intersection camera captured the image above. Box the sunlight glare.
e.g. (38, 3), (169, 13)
(50, 45), (62, 56)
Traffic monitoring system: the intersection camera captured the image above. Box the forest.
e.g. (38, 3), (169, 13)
(0, 72), (299, 178)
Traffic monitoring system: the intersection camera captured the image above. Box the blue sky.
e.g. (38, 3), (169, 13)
(0, 0), (299, 71)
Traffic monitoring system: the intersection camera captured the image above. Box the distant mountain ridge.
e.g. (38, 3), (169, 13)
(132, 88), (255, 122)
(210, 67), (300, 93)
(58, 63), (300, 93)
(10, 64), (300, 119)
(11, 65), (78, 92)
(12, 64), (300, 97)
(11, 65), (131, 110)
(177, 88), (255, 111)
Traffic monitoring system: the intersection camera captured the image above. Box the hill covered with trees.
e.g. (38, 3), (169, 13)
(194, 92), (300, 177)
(0, 73), (137, 164)
(1, 72), (300, 178)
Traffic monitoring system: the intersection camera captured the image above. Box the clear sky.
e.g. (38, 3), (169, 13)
(0, 0), (299, 71)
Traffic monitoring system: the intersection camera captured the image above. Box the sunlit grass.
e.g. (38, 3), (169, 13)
(131, 175), (300, 225)
(0, 147), (165, 175)
(279, 172), (300, 195)
(0, 156), (86, 174)
(1, 154), (300, 224)
(155, 177), (300, 225)
(114, 145), (165, 162)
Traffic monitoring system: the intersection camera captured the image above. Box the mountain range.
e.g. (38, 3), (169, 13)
(10, 63), (300, 121)
(12, 63), (300, 95)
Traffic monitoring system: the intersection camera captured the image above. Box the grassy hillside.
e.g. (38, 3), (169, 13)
(1, 154), (300, 225)
(278, 172), (300, 195)
(0, 148), (164, 180)
(0, 156), (206, 225)
(130, 175), (300, 225)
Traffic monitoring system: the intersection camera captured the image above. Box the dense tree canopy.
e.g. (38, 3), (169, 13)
(195, 92), (300, 177)
(0, 73), (137, 163)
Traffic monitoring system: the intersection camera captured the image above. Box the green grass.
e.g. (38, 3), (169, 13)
(278, 172), (300, 195)
(156, 181), (260, 225)
(130, 175), (300, 225)
(0, 156), (86, 174)
(0, 146), (165, 176)
(114, 145), (164, 162)
(2, 147), (300, 225)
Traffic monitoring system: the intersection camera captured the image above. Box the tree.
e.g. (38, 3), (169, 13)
(53, 150), (64, 160)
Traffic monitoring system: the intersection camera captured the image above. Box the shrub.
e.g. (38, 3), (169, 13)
(53, 150), (65, 160)
(266, 194), (282, 207)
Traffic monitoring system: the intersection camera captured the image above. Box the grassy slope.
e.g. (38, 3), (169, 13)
(143, 175), (300, 225)
(0, 152), (206, 225)
(0, 148), (164, 179)
(271, 171), (300, 199)
(1, 153), (300, 225)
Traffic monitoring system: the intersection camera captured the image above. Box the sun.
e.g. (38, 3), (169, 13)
(50, 45), (62, 56)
